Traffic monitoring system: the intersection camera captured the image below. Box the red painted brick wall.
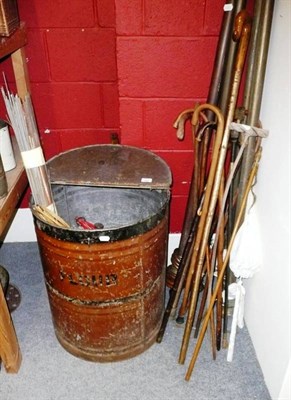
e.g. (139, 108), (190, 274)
(1, 0), (225, 232)
(15, 0), (120, 161)
(115, 0), (224, 231)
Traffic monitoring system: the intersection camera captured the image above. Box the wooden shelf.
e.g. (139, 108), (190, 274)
(1, 22), (30, 99)
(0, 23), (30, 374)
(0, 22), (27, 60)
(0, 22), (29, 239)
(0, 137), (27, 238)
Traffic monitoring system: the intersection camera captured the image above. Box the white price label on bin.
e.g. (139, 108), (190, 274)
(141, 177), (152, 183)
(99, 235), (110, 242)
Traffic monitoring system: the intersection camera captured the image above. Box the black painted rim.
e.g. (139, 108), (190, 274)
(31, 193), (169, 244)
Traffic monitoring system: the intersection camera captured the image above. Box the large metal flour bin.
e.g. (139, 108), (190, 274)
(31, 145), (171, 362)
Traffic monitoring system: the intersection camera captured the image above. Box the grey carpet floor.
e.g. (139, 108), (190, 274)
(0, 242), (271, 400)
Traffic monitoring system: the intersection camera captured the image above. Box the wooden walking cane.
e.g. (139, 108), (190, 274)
(205, 247), (217, 361)
(215, 178), (225, 351)
(0, 284), (22, 373)
(167, 107), (208, 288)
(185, 146), (262, 381)
(218, 0), (247, 115)
(157, 210), (199, 343)
(166, 107), (200, 288)
(178, 10), (252, 364)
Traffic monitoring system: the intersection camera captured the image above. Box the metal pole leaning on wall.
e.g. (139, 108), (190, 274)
(236, 0), (275, 212)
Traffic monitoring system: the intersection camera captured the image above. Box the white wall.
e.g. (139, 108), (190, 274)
(3, 1), (290, 399)
(244, 1), (290, 399)
(3, 208), (36, 242)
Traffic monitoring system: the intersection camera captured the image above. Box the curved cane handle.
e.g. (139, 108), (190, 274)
(191, 103), (223, 129)
(196, 120), (216, 142)
(173, 108), (195, 140)
(173, 104), (208, 141)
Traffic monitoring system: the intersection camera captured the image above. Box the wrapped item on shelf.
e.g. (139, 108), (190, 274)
(1, 87), (56, 213)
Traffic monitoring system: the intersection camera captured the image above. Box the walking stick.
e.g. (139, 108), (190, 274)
(215, 178), (225, 351)
(193, 265), (209, 339)
(178, 10), (252, 364)
(185, 146), (262, 381)
(166, 108), (196, 288)
(166, 107), (209, 288)
(157, 210), (199, 342)
(218, 0), (247, 115)
(178, 104), (224, 363)
(205, 246), (217, 361)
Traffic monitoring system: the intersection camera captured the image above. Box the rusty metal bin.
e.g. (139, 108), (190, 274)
(31, 145), (171, 362)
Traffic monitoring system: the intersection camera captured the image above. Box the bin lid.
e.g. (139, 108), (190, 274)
(48, 145), (172, 190)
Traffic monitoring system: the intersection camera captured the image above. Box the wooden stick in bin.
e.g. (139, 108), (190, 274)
(32, 205), (70, 228)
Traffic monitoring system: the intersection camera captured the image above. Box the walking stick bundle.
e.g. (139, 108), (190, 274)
(157, 0), (273, 382)
(178, 9), (252, 364)
(178, 104), (225, 364)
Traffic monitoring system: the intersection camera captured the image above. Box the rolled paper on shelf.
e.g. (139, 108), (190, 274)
(1, 88), (56, 213)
